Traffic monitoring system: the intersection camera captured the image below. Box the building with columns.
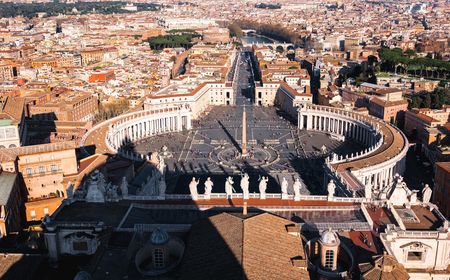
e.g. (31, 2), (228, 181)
(298, 104), (408, 198)
(105, 106), (192, 155)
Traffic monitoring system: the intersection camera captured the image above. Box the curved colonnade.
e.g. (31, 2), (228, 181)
(298, 104), (409, 197)
(80, 106), (192, 161)
(82, 103), (408, 199)
(105, 106), (192, 159)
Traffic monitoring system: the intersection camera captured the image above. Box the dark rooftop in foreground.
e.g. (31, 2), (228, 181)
(178, 212), (309, 280)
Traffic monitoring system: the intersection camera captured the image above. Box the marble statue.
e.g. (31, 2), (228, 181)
(240, 173), (250, 200)
(259, 176), (268, 199)
(410, 190), (418, 204)
(120, 177), (128, 197)
(66, 181), (74, 199)
(293, 178), (301, 201)
(281, 177), (288, 199)
(139, 171), (157, 196)
(189, 177), (199, 200)
(225, 176), (235, 198)
(422, 184), (432, 204)
(327, 179), (336, 200)
(105, 182), (119, 202)
(204, 177), (214, 198)
(158, 176), (166, 198)
(97, 171), (106, 194)
(86, 170), (105, 203)
(158, 155), (166, 176)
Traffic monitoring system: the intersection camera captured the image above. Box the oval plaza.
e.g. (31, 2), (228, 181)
(83, 91), (408, 199)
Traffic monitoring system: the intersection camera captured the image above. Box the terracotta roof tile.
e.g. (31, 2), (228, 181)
(179, 212), (309, 280)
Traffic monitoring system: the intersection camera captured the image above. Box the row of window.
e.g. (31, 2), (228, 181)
(30, 207), (49, 221)
(26, 164), (59, 175)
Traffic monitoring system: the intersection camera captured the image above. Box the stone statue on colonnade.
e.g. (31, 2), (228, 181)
(422, 184), (432, 204)
(204, 177), (214, 199)
(189, 177), (200, 200)
(158, 176), (166, 198)
(293, 178), (301, 201)
(259, 176), (268, 199)
(66, 181), (74, 200)
(120, 177), (128, 197)
(225, 176), (235, 198)
(281, 177), (288, 199)
(327, 179), (336, 200)
(240, 173), (250, 200)
(189, 177), (199, 200)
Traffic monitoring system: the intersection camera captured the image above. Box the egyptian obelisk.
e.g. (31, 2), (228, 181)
(241, 106), (248, 157)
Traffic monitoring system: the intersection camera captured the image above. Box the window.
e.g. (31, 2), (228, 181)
(51, 164), (58, 172)
(325, 250), (334, 269)
(26, 168), (32, 176)
(30, 210), (36, 221)
(39, 166), (45, 173)
(72, 241), (88, 251)
(407, 251), (423, 261)
(153, 248), (165, 269)
(43, 208), (49, 215)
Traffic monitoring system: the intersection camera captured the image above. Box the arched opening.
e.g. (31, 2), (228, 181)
(275, 45), (284, 53)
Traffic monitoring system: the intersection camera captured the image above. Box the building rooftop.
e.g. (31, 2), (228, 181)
(0, 171), (18, 205)
(178, 212), (309, 280)
(359, 254), (409, 280)
(0, 141), (77, 162)
(397, 205), (443, 231)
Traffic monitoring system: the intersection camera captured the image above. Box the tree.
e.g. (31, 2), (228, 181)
(409, 95), (421, 109)
(421, 93), (432, 108)
(405, 49), (416, 58)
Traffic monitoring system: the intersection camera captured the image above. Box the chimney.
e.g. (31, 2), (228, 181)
(243, 202), (248, 216)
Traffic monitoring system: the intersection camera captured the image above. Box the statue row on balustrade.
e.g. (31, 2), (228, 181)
(188, 174), (303, 201)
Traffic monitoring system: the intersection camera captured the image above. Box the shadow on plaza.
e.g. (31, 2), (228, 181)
(1, 147), (254, 280)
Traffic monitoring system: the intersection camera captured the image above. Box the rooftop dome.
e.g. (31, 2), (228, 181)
(73, 271), (92, 280)
(320, 228), (340, 246)
(150, 228), (169, 245)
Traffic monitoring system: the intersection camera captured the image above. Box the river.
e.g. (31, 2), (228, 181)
(240, 34), (279, 45)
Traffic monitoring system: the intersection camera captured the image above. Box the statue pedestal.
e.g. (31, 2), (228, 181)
(294, 195), (300, 201)
(191, 195), (198, 201)
(158, 195), (166, 200)
(327, 195), (333, 201)
(260, 193), (266, 200)
(243, 194), (249, 200)
(282, 193), (289, 200)
(204, 194), (210, 200)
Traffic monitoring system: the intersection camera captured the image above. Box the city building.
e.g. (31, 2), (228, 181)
(0, 170), (25, 238)
(0, 141), (77, 201)
(404, 107), (450, 145)
(0, 96), (26, 149)
(433, 162), (450, 219)
(26, 88), (98, 122)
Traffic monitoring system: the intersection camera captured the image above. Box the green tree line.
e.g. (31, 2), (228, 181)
(378, 48), (450, 79)
(147, 32), (200, 50)
(0, 2), (161, 18)
(408, 87), (450, 109)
